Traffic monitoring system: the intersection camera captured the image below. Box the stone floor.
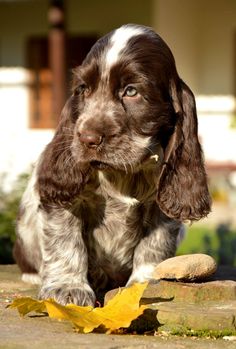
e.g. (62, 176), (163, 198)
(0, 264), (236, 349)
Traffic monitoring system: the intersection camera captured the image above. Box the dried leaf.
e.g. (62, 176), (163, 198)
(8, 282), (148, 333)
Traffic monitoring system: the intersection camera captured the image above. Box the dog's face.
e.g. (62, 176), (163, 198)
(70, 25), (177, 171)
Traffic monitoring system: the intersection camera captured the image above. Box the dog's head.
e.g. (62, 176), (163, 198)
(71, 25), (177, 170)
(38, 24), (211, 221)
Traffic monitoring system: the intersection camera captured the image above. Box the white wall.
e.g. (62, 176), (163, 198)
(196, 95), (236, 163)
(0, 68), (53, 191)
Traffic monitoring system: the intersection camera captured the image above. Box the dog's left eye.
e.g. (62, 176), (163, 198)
(123, 86), (138, 97)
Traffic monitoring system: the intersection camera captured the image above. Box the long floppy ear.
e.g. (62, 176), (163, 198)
(156, 79), (211, 222)
(37, 97), (88, 207)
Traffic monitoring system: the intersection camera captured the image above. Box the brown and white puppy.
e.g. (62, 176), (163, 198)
(14, 24), (211, 306)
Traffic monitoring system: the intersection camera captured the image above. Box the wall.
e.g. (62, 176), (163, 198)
(0, 0), (49, 66)
(1, 0), (236, 95)
(0, 0), (152, 67)
(1, 0), (236, 96)
(0, 68), (53, 191)
(0, 0), (236, 191)
(67, 0), (152, 35)
(196, 0), (236, 95)
(154, 0), (236, 96)
(0, 0), (153, 189)
(154, 0), (236, 176)
(153, 0), (200, 93)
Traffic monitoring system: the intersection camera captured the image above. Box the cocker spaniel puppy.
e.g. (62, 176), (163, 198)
(14, 24), (211, 306)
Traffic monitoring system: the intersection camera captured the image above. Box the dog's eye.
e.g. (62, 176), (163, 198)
(74, 84), (89, 96)
(123, 86), (138, 97)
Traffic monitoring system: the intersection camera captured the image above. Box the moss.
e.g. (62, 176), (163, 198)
(168, 327), (236, 338)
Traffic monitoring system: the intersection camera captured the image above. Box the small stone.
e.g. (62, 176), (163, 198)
(152, 254), (217, 281)
(223, 336), (236, 341)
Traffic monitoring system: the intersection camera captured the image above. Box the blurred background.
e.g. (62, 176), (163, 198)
(0, 0), (236, 266)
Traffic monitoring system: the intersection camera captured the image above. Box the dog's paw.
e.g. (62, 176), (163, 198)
(38, 284), (96, 306)
(126, 263), (156, 286)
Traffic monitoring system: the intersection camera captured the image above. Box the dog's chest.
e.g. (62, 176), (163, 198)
(72, 168), (158, 283)
(79, 170), (156, 271)
(95, 197), (142, 260)
(85, 191), (142, 268)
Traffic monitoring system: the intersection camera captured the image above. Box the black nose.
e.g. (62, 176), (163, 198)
(78, 131), (103, 148)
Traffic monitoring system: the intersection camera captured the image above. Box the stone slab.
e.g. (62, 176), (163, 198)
(155, 300), (236, 331)
(142, 279), (236, 303)
(106, 278), (236, 305)
(105, 267), (236, 332)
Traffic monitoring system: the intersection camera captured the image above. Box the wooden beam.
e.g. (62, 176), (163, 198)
(206, 161), (236, 173)
(48, 0), (66, 126)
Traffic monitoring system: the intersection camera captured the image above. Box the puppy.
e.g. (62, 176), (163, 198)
(14, 24), (211, 306)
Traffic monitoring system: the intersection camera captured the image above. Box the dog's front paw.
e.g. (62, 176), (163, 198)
(126, 263), (156, 286)
(39, 284), (96, 306)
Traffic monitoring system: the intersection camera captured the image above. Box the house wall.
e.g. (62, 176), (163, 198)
(154, 0), (236, 175)
(154, 0), (236, 96)
(0, 0), (236, 192)
(0, 0), (152, 67)
(0, 0), (153, 190)
(1, 0), (235, 96)
(67, 0), (152, 35)
(0, 68), (53, 191)
(0, 0), (49, 67)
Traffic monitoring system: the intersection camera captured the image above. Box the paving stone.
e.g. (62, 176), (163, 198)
(1, 264), (236, 348)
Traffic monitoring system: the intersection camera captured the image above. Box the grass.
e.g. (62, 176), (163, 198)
(177, 225), (218, 256)
(177, 223), (236, 266)
(168, 327), (236, 338)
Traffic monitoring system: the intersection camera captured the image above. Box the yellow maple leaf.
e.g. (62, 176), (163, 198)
(8, 282), (148, 333)
(8, 297), (47, 316)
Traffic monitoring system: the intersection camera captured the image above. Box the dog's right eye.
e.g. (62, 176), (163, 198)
(74, 84), (89, 96)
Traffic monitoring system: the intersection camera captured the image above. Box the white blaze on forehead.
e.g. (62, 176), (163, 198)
(105, 25), (144, 67)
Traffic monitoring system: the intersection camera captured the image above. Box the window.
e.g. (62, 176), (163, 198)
(25, 35), (97, 128)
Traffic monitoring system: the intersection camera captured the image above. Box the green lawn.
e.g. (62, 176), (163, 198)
(177, 224), (236, 266)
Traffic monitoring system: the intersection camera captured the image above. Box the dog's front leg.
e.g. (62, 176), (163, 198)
(127, 218), (182, 285)
(38, 207), (95, 306)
